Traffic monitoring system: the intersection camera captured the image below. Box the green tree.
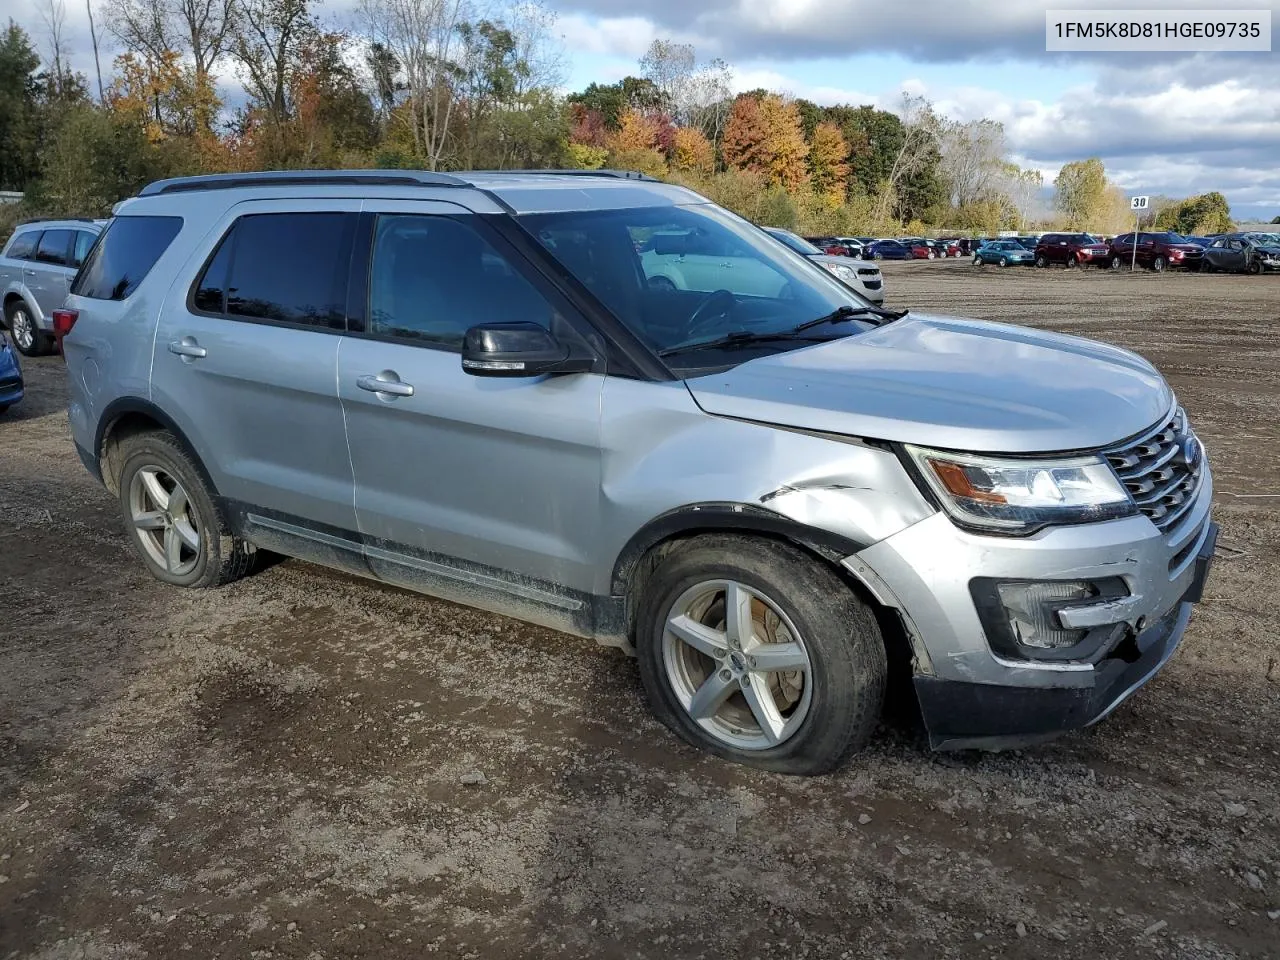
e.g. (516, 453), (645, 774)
(793, 97), (822, 140)
(1054, 157), (1108, 229)
(30, 102), (161, 214)
(0, 23), (42, 191)
(1154, 191), (1233, 235)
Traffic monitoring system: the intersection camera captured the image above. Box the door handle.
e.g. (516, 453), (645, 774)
(168, 337), (207, 359)
(23, 268), (36, 276)
(357, 372), (414, 398)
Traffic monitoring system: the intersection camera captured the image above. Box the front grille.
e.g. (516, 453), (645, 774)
(1104, 408), (1203, 534)
(862, 280), (882, 290)
(856, 268), (879, 277)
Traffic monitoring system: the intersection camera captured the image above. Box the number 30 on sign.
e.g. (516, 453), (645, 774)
(1130, 196), (1150, 210)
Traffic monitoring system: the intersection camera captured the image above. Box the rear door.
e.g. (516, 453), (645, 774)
(31, 229), (75, 315)
(150, 201), (361, 539)
(337, 200), (606, 599)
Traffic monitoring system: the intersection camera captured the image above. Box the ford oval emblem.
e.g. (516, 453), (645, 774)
(1180, 435), (1201, 468)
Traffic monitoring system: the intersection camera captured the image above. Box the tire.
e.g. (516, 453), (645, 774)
(1111, 255), (1122, 270)
(1199, 259), (1211, 273)
(999, 257), (1009, 267)
(1152, 256), (1166, 272)
(1248, 259), (1262, 275)
(972, 256), (982, 267)
(634, 534), (887, 775)
(114, 430), (256, 588)
(1067, 255), (1078, 269)
(647, 275), (677, 292)
(1035, 255), (1048, 268)
(5, 300), (50, 357)
(0, 404), (9, 415)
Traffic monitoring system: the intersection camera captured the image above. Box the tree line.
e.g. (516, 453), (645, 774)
(0, 0), (1241, 238)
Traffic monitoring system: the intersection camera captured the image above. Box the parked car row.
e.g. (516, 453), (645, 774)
(969, 230), (1280, 275)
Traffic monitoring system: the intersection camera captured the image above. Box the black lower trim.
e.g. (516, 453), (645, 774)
(75, 441), (103, 483)
(917, 524), (1217, 751)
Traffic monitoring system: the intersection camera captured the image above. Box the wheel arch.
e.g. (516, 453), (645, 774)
(610, 503), (922, 706)
(95, 397), (219, 498)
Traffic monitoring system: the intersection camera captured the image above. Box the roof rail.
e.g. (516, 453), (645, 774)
(137, 169), (470, 197)
(465, 169), (661, 182)
(15, 216), (100, 226)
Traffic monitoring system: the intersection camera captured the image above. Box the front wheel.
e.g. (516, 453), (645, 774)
(999, 257), (1009, 267)
(635, 535), (886, 775)
(1152, 255), (1167, 272)
(1067, 255), (1078, 269)
(1035, 255), (1048, 268)
(1248, 259), (1263, 275)
(872, 252), (883, 261)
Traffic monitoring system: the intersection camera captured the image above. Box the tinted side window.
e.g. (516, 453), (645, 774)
(5, 230), (40, 259)
(35, 229), (72, 265)
(72, 230), (97, 267)
(192, 233), (233, 314)
(222, 213), (355, 329)
(72, 216), (184, 300)
(368, 214), (553, 349)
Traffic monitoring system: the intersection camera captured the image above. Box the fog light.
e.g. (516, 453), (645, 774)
(995, 580), (1098, 649)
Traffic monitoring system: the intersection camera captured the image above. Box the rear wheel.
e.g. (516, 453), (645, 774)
(972, 255), (982, 266)
(635, 535), (886, 775)
(1199, 259), (1212, 273)
(114, 430), (256, 588)
(5, 301), (50, 357)
(1111, 255), (1123, 270)
(872, 253), (883, 261)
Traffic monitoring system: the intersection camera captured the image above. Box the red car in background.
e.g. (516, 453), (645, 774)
(805, 237), (859, 257)
(1107, 231), (1205, 271)
(1034, 232), (1111, 268)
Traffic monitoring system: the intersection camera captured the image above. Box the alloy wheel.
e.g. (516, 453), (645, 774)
(129, 466), (201, 576)
(662, 579), (813, 750)
(10, 307), (34, 352)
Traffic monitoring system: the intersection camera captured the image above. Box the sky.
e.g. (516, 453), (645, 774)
(14, 0), (1280, 221)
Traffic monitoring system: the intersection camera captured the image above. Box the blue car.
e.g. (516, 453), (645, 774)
(863, 239), (913, 261)
(973, 240), (1036, 267)
(0, 330), (23, 414)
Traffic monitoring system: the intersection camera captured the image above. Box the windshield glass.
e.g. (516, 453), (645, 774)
(767, 229), (823, 256)
(521, 203), (874, 366)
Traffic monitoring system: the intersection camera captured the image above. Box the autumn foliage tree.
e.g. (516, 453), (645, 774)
(721, 94), (767, 172)
(808, 121), (849, 206)
(670, 126), (713, 175)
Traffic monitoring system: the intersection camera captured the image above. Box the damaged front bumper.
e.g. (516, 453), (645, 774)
(841, 473), (1216, 750)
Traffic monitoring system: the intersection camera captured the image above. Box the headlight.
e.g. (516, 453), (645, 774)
(824, 263), (858, 282)
(905, 445), (1135, 534)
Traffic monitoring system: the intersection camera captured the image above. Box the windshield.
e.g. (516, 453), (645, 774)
(767, 228), (824, 256)
(521, 203), (874, 367)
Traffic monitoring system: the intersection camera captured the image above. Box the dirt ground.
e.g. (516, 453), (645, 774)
(2, 260), (1278, 960)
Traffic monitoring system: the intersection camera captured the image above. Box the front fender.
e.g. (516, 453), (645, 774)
(2, 283), (42, 323)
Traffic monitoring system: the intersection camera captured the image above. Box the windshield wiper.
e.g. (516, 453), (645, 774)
(792, 304), (908, 332)
(657, 330), (828, 358)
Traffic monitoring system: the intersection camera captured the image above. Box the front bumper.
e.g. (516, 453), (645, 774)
(843, 469), (1215, 750)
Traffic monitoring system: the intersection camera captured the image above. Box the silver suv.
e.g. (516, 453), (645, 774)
(1, 218), (106, 355)
(62, 171), (1216, 774)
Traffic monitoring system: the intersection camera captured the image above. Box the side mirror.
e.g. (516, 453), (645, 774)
(461, 321), (594, 378)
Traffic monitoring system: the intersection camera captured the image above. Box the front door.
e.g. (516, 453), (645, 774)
(337, 202), (606, 604)
(149, 201), (361, 538)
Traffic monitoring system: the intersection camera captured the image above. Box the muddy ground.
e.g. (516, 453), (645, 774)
(2, 260), (1278, 959)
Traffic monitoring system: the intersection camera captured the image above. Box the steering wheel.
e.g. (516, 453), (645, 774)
(685, 289), (737, 340)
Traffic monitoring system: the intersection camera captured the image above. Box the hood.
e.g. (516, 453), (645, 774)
(812, 254), (876, 269)
(685, 313), (1172, 453)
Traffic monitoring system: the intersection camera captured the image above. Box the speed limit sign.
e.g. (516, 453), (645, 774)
(1131, 196), (1149, 210)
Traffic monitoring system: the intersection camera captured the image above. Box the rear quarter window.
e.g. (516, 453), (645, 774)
(5, 231), (40, 259)
(71, 216), (183, 301)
